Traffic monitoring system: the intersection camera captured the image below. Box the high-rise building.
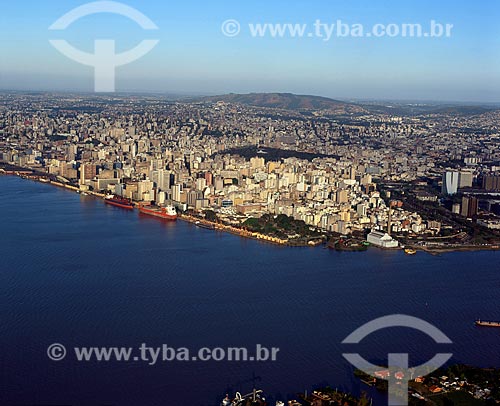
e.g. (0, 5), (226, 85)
(196, 178), (207, 191)
(79, 163), (97, 185)
(151, 169), (171, 191)
(204, 171), (213, 186)
(337, 189), (349, 204)
(461, 196), (478, 218)
(442, 171), (459, 195)
(483, 175), (500, 191)
(459, 171), (473, 188)
(172, 184), (183, 202)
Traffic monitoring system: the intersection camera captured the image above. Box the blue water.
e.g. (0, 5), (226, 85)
(1, 175), (499, 406)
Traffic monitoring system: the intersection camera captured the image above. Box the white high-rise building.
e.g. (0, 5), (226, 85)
(442, 171), (459, 195)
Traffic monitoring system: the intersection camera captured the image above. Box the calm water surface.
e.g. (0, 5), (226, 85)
(1, 176), (499, 405)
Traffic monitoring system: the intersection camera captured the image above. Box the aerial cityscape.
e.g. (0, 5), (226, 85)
(2, 92), (500, 252)
(1, 1), (499, 406)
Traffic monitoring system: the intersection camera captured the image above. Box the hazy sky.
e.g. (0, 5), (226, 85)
(1, 0), (499, 102)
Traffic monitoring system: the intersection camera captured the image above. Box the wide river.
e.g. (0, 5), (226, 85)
(1, 175), (499, 405)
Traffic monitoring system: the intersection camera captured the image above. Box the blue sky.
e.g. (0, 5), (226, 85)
(0, 0), (499, 102)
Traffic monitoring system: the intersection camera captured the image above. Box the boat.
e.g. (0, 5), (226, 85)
(475, 320), (500, 328)
(104, 194), (134, 210)
(195, 220), (215, 230)
(221, 394), (232, 406)
(221, 388), (267, 406)
(404, 248), (417, 255)
(139, 205), (177, 220)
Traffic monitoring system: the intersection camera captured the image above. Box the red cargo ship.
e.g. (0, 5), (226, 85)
(104, 195), (134, 210)
(139, 205), (177, 220)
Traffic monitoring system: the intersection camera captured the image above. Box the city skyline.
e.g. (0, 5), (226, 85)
(1, 0), (499, 102)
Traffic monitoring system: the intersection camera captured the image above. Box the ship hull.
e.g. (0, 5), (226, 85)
(475, 321), (500, 328)
(105, 200), (134, 210)
(139, 207), (177, 220)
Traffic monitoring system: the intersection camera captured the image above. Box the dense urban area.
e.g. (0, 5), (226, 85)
(1, 91), (500, 252)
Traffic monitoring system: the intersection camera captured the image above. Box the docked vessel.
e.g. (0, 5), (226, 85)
(475, 320), (500, 328)
(195, 220), (215, 230)
(404, 248), (417, 255)
(221, 388), (267, 406)
(139, 205), (177, 220)
(104, 194), (134, 210)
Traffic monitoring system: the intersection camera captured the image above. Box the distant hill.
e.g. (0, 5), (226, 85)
(192, 93), (498, 116)
(198, 92), (365, 113)
(358, 103), (497, 116)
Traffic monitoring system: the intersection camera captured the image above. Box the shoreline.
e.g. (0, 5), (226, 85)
(0, 170), (308, 247)
(2, 167), (499, 254)
(177, 213), (308, 247)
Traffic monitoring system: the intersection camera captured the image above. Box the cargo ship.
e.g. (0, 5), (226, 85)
(139, 205), (177, 220)
(104, 195), (134, 210)
(475, 320), (500, 328)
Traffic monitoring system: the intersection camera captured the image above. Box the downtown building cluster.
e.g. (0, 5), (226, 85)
(1, 93), (500, 241)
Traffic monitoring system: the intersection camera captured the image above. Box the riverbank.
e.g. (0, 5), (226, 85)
(0, 169), (313, 247)
(408, 243), (500, 255)
(178, 213), (316, 247)
(2, 162), (499, 253)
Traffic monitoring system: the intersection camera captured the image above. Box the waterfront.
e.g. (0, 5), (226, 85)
(1, 175), (500, 406)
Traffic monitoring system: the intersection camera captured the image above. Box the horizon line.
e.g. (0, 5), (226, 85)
(0, 88), (499, 106)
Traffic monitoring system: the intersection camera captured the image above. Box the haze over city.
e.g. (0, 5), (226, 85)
(1, 0), (500, 102)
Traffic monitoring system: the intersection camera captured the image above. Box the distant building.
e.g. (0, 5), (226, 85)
(367, 230), (399, 248)
(461, 196), (478, 218)
(458, 170), (473, 188)
(79, 163), (97, 185)
(442, 171), (459, 195)
(483, 175), (500, 192)
(477, 218), (500, 230)
(415, 190), (438, 202)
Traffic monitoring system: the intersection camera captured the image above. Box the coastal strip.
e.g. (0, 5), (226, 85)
(2, 164), (499, 253)
(0, 169), (313, 247)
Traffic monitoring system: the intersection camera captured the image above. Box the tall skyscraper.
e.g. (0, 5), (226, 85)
(442, 171), (459, 195)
